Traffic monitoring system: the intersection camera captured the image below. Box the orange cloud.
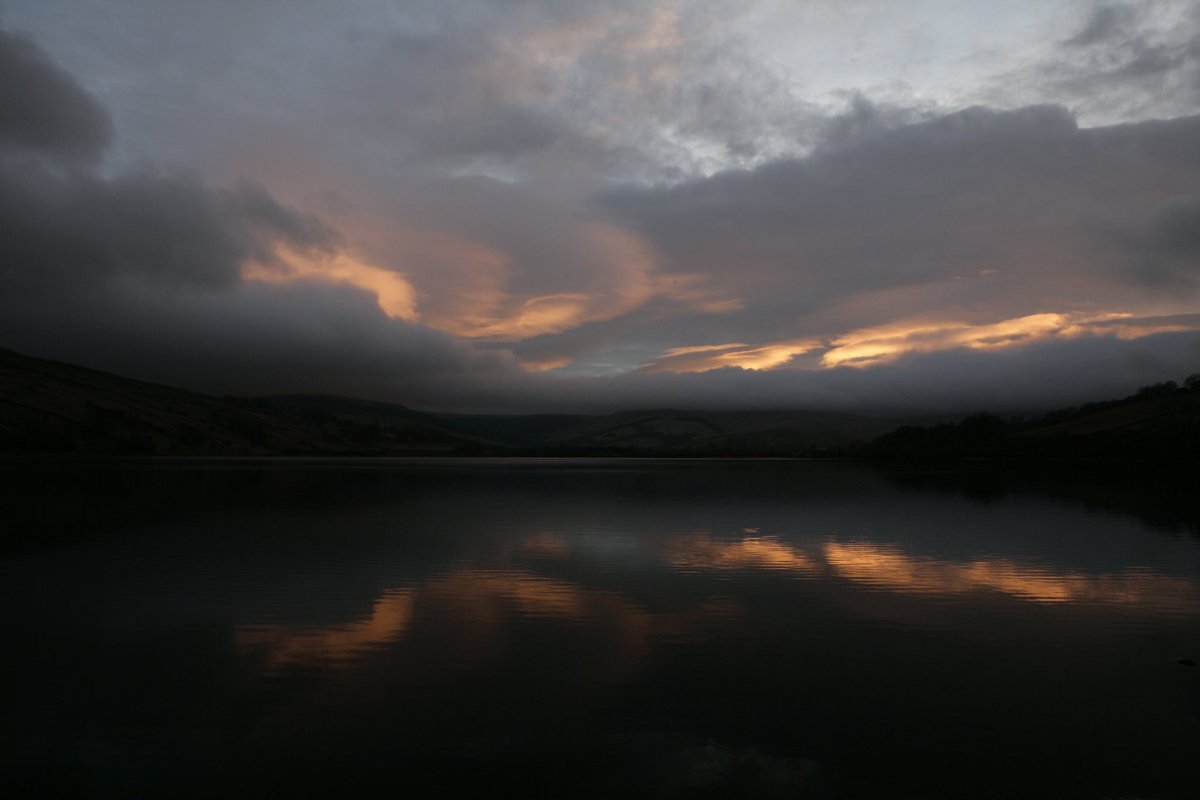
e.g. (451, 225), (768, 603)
(822, 312), (1078, 368)
(1073, 312), (1200, 341)
(822, 311), (1200, 368)
(652, 273), (745, 314)
(642, 338), (822, 372)
(518, 355), (576, 372)
(423, 223), (661, 343)
(245, 247), (419, 320)
(642, 310), (1200, 375)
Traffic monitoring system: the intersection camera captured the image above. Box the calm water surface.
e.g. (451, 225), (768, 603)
(2, 459), (1198, 798)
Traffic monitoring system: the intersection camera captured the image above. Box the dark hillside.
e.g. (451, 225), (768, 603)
(0, 347), (899, 457)
(0, 348), (496, 455)
(866, 376), (1200, 461)
(535, 409), (896, 456)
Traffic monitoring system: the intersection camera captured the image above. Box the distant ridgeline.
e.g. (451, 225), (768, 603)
(0, 347), (891, 457)
(2, 345), (1198, 459)
(866, 375), (1200, 461)
(0, 347), (493, 457)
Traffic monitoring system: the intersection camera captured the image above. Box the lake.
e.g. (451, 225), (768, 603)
(2, 458), (1198, 798)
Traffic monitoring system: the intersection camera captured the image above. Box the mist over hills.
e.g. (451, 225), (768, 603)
(2, 346), (1199, 460)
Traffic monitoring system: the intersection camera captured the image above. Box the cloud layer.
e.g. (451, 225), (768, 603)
(1, 3), (1199, 414)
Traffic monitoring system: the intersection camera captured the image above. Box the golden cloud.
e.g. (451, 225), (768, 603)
(642, 311), (1200, 374)
(641, 338), (823, 372)
(245, 247), (420, 320)
(423, 223), (659, 343)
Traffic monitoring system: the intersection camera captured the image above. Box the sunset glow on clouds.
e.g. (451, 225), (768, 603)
(245, 248), (421, 321)
(642, 339), (823, 373)
(2, 1), (1199, 412)
(640, 313), (1200, 374)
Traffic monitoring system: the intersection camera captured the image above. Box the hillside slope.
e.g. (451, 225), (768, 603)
(866, 380), (1200, 460)
(0, 349), (495, 455)
(534, 409), (896, 455)
(0, 346), (896, 457)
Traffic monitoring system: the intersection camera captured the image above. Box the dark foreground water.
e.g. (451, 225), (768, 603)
(2, 459), (1198, 799)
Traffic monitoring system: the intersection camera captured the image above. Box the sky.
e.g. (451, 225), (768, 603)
(1, 0), (1199, 415)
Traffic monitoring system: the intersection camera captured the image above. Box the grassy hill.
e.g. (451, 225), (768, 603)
(0, 347), (899, 457)
(0, 348), (497, 456)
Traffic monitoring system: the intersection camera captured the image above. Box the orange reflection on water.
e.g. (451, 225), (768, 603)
(236, 565), (750, 681)
(425, 568), (591, 620)
(420, 568), (656, 684)
(823, 541), (1199, 608)
(237, 589), (415, 670)
(657, 533), (1198, 611)
(662, 533), (819, 573)
(521, 532), (572, 557)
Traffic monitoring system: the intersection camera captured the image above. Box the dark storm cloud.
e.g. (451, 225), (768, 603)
(0, 162), (339, 292)
(0, 21), (335, 291)
(1, 8), (1198, 417)
(602, 104), (1200, 343)
(0, 27), (111, 160)
(0, 21), (509, 399)
(0, 277), (505, 401)
(0, 150), (501, 399)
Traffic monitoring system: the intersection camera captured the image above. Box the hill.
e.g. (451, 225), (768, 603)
(0, 347), (897, 457)
(866, 377), (1200, 461)
(513, 408), (895, 456)
(0, 348), (497, 456)
(8, 346), (1200, 460)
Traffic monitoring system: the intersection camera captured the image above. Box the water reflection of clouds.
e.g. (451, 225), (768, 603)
(237, 589), (416, 671)
(423, 568), (593, 621)
(237, 566), (744, 677)
(661, 533), (820, 574)
(521, 532), (572, 558)
(236, 530), (1198, 675)
(824, 541), (1199, 610)
(659, 533), (1200, 611)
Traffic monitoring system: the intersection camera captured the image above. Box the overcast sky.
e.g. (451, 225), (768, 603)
(2, 1), (1198, 414)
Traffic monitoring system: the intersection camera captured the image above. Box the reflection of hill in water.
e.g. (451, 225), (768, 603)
(875, 464), (1200, 538)
(4, 459), (1199, 799)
